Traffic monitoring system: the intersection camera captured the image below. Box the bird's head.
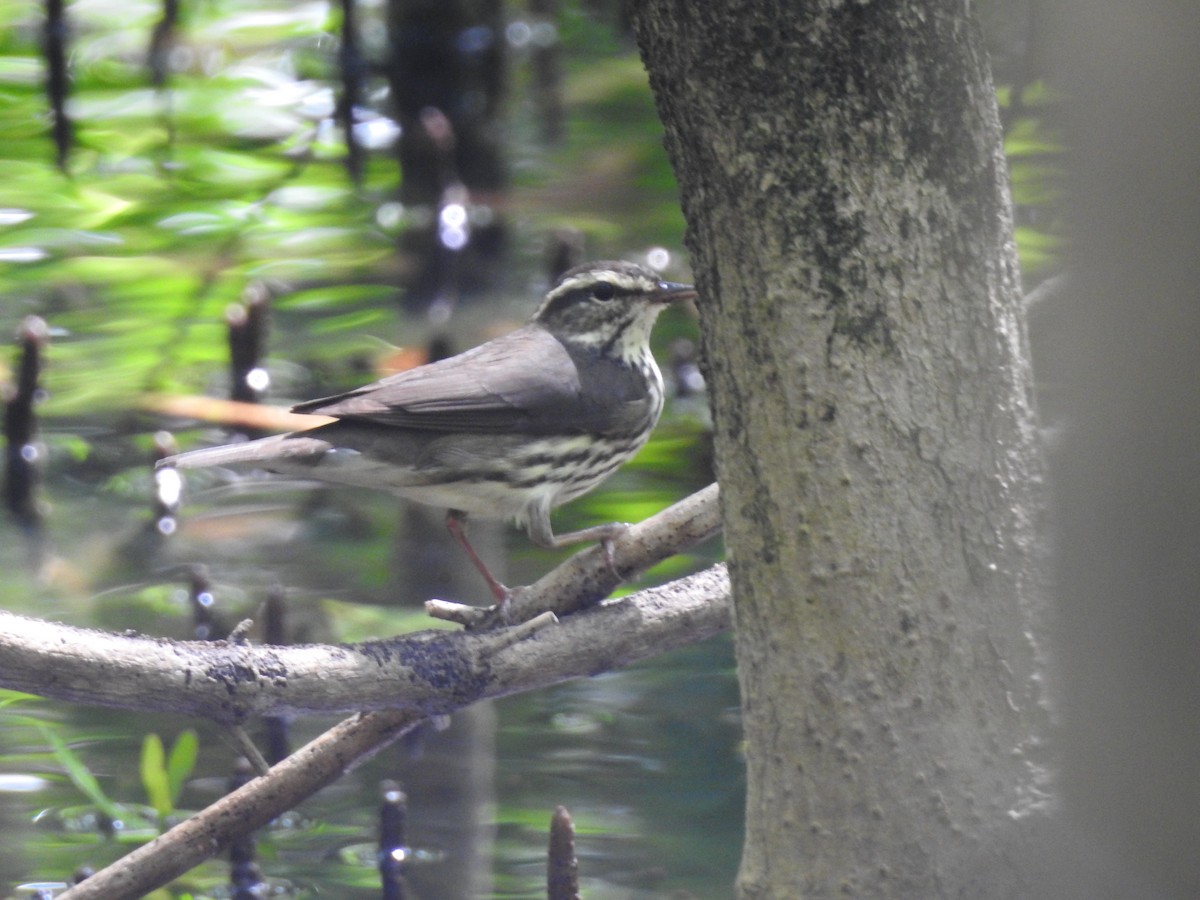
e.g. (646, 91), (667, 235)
(532, 260), (697, 363)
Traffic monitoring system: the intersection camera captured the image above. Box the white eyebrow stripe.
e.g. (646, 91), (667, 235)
(544, 271), (653, 303)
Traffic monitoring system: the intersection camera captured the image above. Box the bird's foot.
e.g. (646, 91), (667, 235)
(598, 527), (628, 581)
(533, 515), (631, 583)
(480, 584), (529, 629)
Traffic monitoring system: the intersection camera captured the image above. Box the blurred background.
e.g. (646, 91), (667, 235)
(0, 0), (1058, 896)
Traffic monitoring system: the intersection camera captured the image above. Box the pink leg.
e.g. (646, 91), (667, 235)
(445, 511), (510, 604)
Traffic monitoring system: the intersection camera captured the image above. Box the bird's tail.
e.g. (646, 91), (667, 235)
(157, 433), (333, 471)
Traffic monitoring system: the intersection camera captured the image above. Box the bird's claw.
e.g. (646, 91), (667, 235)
(475, 584), (529, 630)
(600, 523), (629, 580)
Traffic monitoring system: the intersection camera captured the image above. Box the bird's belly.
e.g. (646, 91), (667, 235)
(508, 432), (650, 508)
(291, 429), (650, 524)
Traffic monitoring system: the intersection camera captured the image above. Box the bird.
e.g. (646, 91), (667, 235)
(159, 260), (698, 604)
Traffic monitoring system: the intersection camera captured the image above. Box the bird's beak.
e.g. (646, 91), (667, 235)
(654, 281), (698, 304)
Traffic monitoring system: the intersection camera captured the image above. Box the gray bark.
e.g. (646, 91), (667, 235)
(634, 2), (1047, 897)
(0, 565), (729, 718)
(0, 486), (725, 719)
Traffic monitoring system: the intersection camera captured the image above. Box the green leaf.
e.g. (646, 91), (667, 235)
(38, 725), (125, 821)
(166, 729), (199, 806)
(141, 733), (171, 818)
(0, 689), (38, 708)
(1014, 225), (1064, 274)
(1003, 118), (1065, 158)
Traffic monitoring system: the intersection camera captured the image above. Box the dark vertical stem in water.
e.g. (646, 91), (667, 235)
(227, 757), (265, 899)
(189, 565), (220, 641)
(227, 287), (270, 407)
(43, 0), (72, 170)
(337, 0), (366, 183)
(148, 0), (178, 87)
(379, 780), (409, 900)
(547, 805), (580, 900)
(4, 317), (48, 562)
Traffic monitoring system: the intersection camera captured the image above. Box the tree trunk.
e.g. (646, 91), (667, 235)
(634, 3), (1046, 897)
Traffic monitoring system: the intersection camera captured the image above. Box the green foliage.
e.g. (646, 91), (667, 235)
(139, 733), (171, 818)
(38, 725), (143, 826)
(0, 0), (404, 419)
(0, 688), (40, 709)
(998, 80), (1065, 277)
(140, 730), (199, 819)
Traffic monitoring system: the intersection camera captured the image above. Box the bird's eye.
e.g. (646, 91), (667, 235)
(592, 282), (616, 301)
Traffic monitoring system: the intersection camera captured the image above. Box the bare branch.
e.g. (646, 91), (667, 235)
(58, 707), (427, 900)
(0, 564), (729, 720)
(0, 484), (723, 722)
(52, 565), (731, 900)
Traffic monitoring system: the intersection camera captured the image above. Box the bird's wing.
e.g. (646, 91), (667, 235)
(292, 326), (591, 434)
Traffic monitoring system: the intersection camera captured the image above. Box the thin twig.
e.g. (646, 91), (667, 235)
(228, 725), (270, 776)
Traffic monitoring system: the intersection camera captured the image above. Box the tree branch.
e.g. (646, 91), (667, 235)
(54, 564), (731, 900)
(0, 484), (723, 721)
(58, 706), (428, 900)
(12, 484), (725, 898)
(430, 480), (723, 626)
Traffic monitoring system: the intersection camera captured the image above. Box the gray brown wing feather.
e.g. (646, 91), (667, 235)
(292, 325), (648, 436)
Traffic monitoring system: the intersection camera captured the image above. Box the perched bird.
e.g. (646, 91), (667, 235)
(160, 260), (697, 603)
